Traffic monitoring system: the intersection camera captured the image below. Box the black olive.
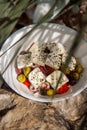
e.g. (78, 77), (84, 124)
(44, 47), (50, 53)
(67, 73), (77, 85)
(69, 79), (77, 86)
(40, 88), (47, 95)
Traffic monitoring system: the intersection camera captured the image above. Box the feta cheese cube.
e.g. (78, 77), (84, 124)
(46, 70), (69, 89)
(17, 52), (33, 69)
(46, 52), (62, 69)
(62, 53), (77, 71)
(41, 42), (57, 52)
(51, 43), (65, 54)
(28, 67), (46, 89)
(30, 42), (47, 66)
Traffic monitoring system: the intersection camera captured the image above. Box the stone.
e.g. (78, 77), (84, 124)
(0, 85), (87, 129)
(80, 0), (87, 14)
(50, 88), (87, 121)
(0, 89), (15, 112)
(0, 93), (70, 130)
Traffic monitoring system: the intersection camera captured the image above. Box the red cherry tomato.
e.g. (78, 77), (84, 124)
(23, 80), (31, 87)
(39, 66), (47, 76)
(57, 83), (69, 94)
(16, 68), (22, 74)
(39, 65), (54, 76)
(45, 65), (54, 75)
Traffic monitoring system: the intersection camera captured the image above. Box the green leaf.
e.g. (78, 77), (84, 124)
(8, 0), (30, 20)
(0, 0), (36, 49)
(0, 20), (17, 48)
(0, 2), (10, 18)
(0, 0), (57, 51)
(0, 74), (3, 88)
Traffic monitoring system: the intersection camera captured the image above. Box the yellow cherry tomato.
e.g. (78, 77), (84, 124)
(17, 74), (26, 83)
(23, 67), (31, 77)
(47, 89), (54, 96)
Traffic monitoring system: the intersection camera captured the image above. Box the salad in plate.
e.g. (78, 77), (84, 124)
(15, 41), (84, 97)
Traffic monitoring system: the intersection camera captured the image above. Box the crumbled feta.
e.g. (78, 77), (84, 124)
(28, 67), (46, 89)
(17, 52), (33, 69)
(29, 41), (42, 52)
(62, 53), (77, 71)
(30, 42), (47, 66)
(52, 43), (65, 54)
(29, 42), (65, 67)
(31, 51), (47, 66)
(41, 42), (57, 52)
(46, 52), (62, 69)
(46, 70), (69, 89)
(42, 42), (65, 54)
(45, 43), (65, 69)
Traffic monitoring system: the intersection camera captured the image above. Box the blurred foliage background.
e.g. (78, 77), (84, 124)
(0, 0), (84, 48)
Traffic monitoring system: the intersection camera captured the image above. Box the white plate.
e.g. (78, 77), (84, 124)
(0, 23), (87, 102)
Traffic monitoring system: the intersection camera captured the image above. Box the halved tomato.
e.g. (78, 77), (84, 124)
(23, 79), (31, 87)
(39, 66), (47, 76)
(45, 65), (54, 75)
(57, 83), (70, 94)
(39, 65), (54, 76)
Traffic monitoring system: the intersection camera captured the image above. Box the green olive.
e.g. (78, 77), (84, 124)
(73, 72), (80, 80)
(64, 68), (70, 75)
(76, 64), (84, 73)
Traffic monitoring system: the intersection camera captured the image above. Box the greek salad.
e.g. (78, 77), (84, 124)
(15, 41), (84, 97)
